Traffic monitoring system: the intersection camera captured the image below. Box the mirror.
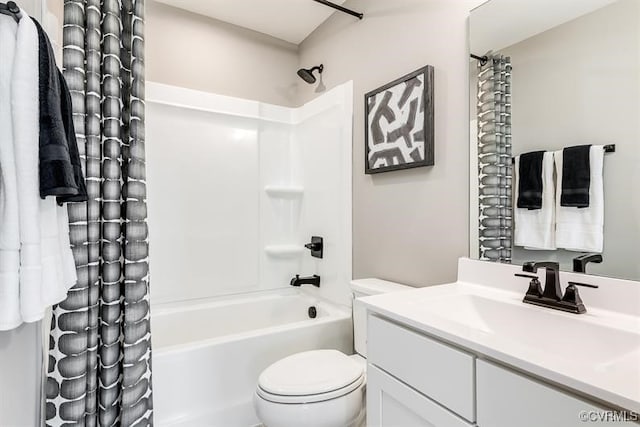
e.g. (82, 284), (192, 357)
(469, 0), (640, 281)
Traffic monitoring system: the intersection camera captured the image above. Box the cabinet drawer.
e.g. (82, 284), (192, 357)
(477, 359), (629, 427)
(368, 315), (475, 422)
(367, 364), (474, 427)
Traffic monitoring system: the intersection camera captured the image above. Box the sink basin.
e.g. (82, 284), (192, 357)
(420, 293), (640, 367)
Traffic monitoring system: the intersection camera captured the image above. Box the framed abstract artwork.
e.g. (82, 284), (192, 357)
(365, 65), (434, 174)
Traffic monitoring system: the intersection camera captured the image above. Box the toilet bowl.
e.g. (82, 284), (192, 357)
(253, 279), (411, 427)
(254, 350), (366, 427)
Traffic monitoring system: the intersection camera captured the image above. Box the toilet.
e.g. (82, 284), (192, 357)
(253, 279), (411, 427)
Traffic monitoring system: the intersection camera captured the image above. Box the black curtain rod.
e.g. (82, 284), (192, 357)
(312, 0), (363, 20)
(470, 54), (488, 66)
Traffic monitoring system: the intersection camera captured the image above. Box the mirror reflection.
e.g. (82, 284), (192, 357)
(469, 0), (640, 280)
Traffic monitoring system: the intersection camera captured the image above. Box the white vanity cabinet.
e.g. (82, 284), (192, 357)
(367, 315), (476, 426)
(367, 364), (473, 427)
(367, 313), (635, 427)
(476, 360), (631, 427)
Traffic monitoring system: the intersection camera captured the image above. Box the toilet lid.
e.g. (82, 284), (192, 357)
(258, 350), (364, 396)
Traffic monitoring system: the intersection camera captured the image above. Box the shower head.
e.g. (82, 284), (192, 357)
(297, 64), (324, 84)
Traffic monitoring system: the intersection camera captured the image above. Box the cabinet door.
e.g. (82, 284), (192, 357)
(477, 360), (636, 427)
(368, 315), (475, 421)
(367, 364), (474, 427)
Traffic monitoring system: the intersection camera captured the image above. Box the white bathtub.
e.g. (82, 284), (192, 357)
(151, 289), (353, 426)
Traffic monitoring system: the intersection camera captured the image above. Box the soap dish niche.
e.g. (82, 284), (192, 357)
(264, 185), (304, 198)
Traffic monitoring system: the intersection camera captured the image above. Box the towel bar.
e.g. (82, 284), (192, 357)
(510, 144), (615, 164)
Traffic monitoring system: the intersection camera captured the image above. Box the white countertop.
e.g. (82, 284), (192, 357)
(360, 259), (640, 413)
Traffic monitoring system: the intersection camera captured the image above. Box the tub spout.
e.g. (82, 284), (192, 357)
(290, 274), (321, 288)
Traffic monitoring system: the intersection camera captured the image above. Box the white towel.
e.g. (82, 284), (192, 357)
(0, 13), (78, 330)
(0, 15), (22, 330)
(27, 13), (77, 319)
(57, 208), (78, 289)
(40, 200), (77, 308)
(555, 146), (605, 253)
(514, 152), (557, 250)
(11, 11), (44, 322)
(33, 16), (78, 317)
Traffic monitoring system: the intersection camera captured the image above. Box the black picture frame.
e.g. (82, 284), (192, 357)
(364, 65), (434, 174)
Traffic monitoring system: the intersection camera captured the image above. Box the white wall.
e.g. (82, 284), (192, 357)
(0, 324), (40, 426)
(298, 0), (483, 287)
(146, 0), (300, 107)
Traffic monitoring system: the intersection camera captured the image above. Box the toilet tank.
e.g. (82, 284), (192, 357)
(350, 279), (412, 357)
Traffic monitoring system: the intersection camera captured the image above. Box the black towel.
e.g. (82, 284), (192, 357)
(34, 20), (87, 204)
(517, 151), (545, 210)
(561, 145), (591, 208)
(56, 70), (87, 204)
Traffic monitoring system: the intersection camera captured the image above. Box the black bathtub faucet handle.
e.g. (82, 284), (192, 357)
(304, 236), (323, 259)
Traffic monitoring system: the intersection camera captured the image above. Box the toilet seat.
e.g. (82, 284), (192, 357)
(257, 374), (364, 404)
(256, 349), (365, 404)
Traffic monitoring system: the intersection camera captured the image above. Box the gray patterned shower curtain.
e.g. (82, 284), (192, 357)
(477, 55), (512, 262)
(46, 0), (153, 425)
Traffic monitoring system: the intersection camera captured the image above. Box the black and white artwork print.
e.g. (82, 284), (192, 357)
(365, 66), (434, 174)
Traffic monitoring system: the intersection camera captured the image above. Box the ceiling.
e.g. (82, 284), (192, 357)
(153, 0), (348, 45)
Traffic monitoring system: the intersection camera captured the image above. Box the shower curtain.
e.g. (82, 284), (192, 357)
(477, 55), (512, 262)
(46, 0), (153, 425)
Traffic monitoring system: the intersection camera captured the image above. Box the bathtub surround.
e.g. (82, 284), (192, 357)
(146, 82), (353, 307)
(46, 0), (153, 425)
